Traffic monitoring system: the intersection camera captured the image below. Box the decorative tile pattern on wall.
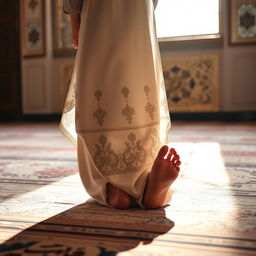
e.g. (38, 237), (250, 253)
(162, 54), (219, 112)
(230, 0), (256, 44)
(21, 0), (45, 57)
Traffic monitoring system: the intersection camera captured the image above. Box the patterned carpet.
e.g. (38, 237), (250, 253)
(0, 122), (255, 255)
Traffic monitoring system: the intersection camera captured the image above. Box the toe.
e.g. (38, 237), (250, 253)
(169, 148), (176, 155)
(174, 160), (181, 166)
(157, 145), (169, 159)
(171, 154), (179, 163)
(166, 149), (176, 161)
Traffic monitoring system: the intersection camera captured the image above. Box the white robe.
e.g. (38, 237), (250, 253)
(61, 0), (170, 206)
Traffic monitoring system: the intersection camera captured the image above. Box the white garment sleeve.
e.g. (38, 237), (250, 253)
(63, 0), (83, 14)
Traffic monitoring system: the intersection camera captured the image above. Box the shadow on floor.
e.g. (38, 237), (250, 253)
(0, 200), (174, 255)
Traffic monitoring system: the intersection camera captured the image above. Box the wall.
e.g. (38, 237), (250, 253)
(21, 0), (74, 114)
(21, 0), (256, 114)
(159, 0), (256, 112)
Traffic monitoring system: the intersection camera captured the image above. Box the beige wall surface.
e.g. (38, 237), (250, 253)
(21, 0), (256, 114)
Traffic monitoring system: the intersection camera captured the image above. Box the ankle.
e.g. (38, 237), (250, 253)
(143, 187), (169, 209)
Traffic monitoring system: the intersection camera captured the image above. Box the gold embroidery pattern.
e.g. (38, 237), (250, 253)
(122, 133), (147, 168)
(121, 86), (130, 98)
(93, 90), (107, 126)
(122, 104), (135, 124)
(144, 85), (156, 120)
(121, 87), (135, 124)
(93, 129), (160, 176)
(63, 83), (76, 114)
(94, 90), (102, 101)
(64, 100), (74, 114)
(149, 128), (160, 159)
(94, 135), (119, 171)
(94, 107), (107, 126)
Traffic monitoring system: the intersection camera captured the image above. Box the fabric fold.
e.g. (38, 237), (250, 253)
(60, 0), (170, 206)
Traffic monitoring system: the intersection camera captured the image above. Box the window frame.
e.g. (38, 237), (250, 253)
(155, 0), (222, 43)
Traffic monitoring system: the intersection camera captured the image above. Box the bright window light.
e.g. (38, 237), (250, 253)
(155, 0), (220, 39)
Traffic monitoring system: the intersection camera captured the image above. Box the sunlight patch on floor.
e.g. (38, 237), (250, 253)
(170, 142), (230, 186)
(2, 174), (88, 217)
(166, 142), (237, 237)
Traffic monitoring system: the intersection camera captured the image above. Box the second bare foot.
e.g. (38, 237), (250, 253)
(106, 183), (131, 209)
(143, 145), (181, 209)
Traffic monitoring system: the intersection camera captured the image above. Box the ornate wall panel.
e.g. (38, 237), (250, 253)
(230, 0), (256, 44)
(162, 54), (220, 112)
(21, 0), (45, 57)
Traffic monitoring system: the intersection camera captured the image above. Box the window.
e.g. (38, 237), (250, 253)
(155, 0), (220, 40)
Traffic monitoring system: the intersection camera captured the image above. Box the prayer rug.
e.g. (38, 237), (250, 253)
(0, 123), (255, 255)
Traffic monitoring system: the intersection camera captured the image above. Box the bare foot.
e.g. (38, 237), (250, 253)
(143, 145), (181, 209)
(106, 183), (131, 209)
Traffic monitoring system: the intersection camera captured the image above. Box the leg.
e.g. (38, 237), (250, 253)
(143, 145), (181, 209)
(106, 183), (131, 209)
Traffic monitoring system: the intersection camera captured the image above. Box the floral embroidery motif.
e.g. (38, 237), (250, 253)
(149, 128), (160, 159)
(63, 100), (74, 114)
(121, 87), (130, 98)
(63, 82), (76, 114)
(122, 133), (147, 168)
(122, 104), (135, 124)
(93, 107), (107, 126)
(121, 87), (135, 124)
(93, 90), (107, 126)
(145, 102), (156, 120)
(94, 90), (103, 101)
(93, 129), (160, 176)
(94, 135), (119, 171)
(144, 85), (150, 95)
(144, 85), (156, 120)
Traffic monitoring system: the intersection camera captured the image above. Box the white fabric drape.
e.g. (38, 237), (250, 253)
(60, 0), (170, 206)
